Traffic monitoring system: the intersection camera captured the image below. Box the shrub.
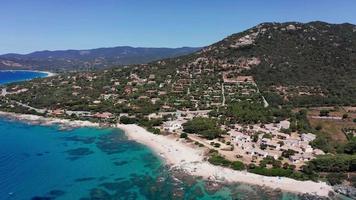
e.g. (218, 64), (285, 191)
(248, 166), (293, 177)
(319, 110), (329, 117)
(183, 117), (223, 139)
(231, 161), (245, 170)
(315, 124), (323, 131)
(120, 116), (137, 124)
(208, 154), (231, 167)
(180, 133), (188, 139)
(214, 143), (221, 148)
(326, 173), (347, 185)
(148, 127), (161, 135)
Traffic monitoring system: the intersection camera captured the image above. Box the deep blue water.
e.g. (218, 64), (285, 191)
(0, 70), (48, 84)
(0, 71), (307, 200)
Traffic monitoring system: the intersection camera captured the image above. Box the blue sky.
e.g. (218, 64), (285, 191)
(1, 0), (355, 54)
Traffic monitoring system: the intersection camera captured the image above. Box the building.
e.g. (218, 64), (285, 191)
(162, 121), (183, 132)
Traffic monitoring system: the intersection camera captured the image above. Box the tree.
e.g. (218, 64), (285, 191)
(326, 173), (346, 185)
(343, 140), (356, 154)
(120, 116), (137, 124)
(319, 110), (329, 117)
(282, 149), (297, 158)
(180, 132), (188, 139)
(226, 101), (273, 124)
(342, 114), (348, 119)
(183, 117), (223, 139)
(231, 161), (245, 170)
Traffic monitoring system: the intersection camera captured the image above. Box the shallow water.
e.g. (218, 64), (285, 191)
(0, 70), (48, 84)
(0, 71), (313, 199)
(0, 118), (308, 200)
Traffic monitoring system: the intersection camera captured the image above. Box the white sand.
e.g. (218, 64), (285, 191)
(0, 111), (99, 128)
(0, 111), (333, 196)
(117, 124), (333, 197)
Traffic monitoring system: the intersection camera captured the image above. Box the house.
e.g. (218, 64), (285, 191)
(289, 154), (313, 164)
(301, 133), (316, 142)
(246, 148), (268, 158)
(231, 131), (251, 143)
(94, 112), (113, 119)
(51, 109), (65, 116)
(162, 121), (183, 132)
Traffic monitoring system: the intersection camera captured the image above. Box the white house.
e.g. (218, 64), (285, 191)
(163, 121), (183, 132)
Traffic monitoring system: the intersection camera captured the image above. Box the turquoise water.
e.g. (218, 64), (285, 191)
(0, 119), (304, 200)
(0, 70), (48, 84)
(0, 71), (308, 199)
(0, 119), (162, 199)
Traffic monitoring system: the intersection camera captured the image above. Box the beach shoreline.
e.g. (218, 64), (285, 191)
(0, 111), (333, 197)
(116, 123), (333, 197)
(0, 111), (99, 129)
(0, 69), (56, 78)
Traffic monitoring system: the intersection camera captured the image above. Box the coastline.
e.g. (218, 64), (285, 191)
(0, 69), (56, 78)
(116, 123), (333, 197)
(0, 111), (99, 129)
(0, 111), (333, 197)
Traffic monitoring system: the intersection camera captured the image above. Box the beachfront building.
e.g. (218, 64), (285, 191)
(227, 121), (324, 165)
(162, 120), (183, 132)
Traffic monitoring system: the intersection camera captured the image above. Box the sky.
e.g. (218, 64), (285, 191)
(1, 0), (356, 54)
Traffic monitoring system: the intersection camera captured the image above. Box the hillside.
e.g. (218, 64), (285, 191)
(1, 22), (356, 193)
(0, 46), (200, 71)
(149, 21), (356, 106)
(1, 21), (356, 110)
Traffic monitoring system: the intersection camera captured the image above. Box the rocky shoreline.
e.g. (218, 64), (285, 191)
(0, 111), (340, 199)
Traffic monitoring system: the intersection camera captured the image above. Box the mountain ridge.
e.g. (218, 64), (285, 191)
(0, 46), (200, 71)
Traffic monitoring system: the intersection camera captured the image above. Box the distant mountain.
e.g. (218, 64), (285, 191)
(0, 46), (200, 71)
(2, 21), (356, 106)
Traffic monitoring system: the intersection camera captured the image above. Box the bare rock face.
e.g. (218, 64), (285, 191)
(333, 185), (356, 199)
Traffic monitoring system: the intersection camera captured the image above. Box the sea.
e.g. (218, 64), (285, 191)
(0, 70), (48, 85)
(0, 70), (308, 200)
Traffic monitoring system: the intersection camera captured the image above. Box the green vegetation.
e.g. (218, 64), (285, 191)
(1, 21), (356, 187)
(231, 161), (245, 170)
(226, 101), (272, 124)
(244, 22), (356, 106)
(326, 173), (347, 186)
(120, 116), (137, 124)
(180, 133), (188, 139)
(183, 117), (224, 139)
(248, 166), (293, 177)
(208, 151), (245, 170)
(148, 127), (161, 135)
(246, 157), (309, 180)
(319, 110), (330, 117)
(306, 154), (356, 172)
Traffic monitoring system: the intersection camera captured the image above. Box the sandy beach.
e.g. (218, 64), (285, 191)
(0, 111), (333, 197)
(117, 124), (333, 197)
